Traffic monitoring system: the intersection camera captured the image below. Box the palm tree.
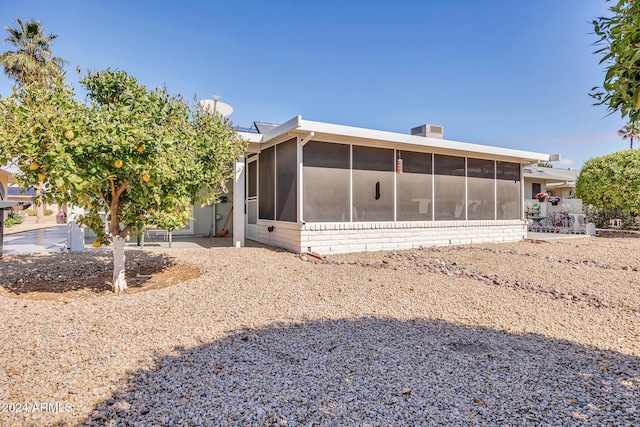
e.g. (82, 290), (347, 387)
(1, 19), (67, 223)
(0, 18), (66, 87)
(618, 120), (640, 149)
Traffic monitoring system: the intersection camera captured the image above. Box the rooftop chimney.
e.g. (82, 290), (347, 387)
(411, 124), (444, 139)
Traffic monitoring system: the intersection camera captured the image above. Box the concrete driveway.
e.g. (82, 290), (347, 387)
(2, 224), (68, 256)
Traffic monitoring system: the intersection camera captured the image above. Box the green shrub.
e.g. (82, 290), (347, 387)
(24, 209), (54, 216)
(584, 205), (636, 229)
(4, 213), (23, 228)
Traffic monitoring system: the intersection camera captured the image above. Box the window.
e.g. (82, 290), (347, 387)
(531, 182), (541, 199)
(496, 162), (521, 220)
(303, 141), (350, 222)
(467, 158), (495, 220)
(352, 146), (394, 221)
(434, 155), (465, 220)
(396, 151), (432, 221)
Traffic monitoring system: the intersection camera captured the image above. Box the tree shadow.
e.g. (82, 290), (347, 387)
(0, 251), (179, 295)
(597, 230), (640, 239)
(81, 317), (639, 426)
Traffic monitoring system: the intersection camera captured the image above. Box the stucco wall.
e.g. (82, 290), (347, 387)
(256, 220), (527, 254)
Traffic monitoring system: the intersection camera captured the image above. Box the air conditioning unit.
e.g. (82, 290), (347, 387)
(411, 124), (444, 139)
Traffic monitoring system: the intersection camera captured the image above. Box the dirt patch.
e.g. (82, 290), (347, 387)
(0, 250), (200, 300)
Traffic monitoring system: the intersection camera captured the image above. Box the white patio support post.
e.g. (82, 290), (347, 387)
(298, 132), (314, 225)
(233, 156), (246, 248)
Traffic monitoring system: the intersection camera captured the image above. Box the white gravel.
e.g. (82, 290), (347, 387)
(0, 237), (638, 426)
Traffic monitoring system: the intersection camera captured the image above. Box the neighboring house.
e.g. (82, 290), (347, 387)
(523, 166), (579, 199)
(0, 168), (9, 201)
(226, 116), (551, 254)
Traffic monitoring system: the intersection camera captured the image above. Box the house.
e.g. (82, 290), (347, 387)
(227, 116), (551, 254)
(523, 166), (579, 199)
(0, 168), (10, 201)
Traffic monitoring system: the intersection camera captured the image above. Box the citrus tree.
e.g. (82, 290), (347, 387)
(591, 0), (640, 121)
(575, 150), (640, 214)
(0, 70), (247, 292)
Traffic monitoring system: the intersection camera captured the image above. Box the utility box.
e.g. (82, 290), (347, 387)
(67, 220), (85, 252)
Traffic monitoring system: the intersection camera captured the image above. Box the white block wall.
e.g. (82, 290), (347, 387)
(257, 220), (527, 254)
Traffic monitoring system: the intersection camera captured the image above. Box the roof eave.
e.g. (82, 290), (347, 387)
(259, 116), (550, 164)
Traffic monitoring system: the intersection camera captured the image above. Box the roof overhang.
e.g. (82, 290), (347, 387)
(0, 201), (27, 209)
(243, 115), (552, 164)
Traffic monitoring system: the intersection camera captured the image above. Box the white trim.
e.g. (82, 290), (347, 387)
(250, 116), (550, 163)
(297, 136), (303, 223)
(349, 144), (353, 222)
(233, 157), (245, 247)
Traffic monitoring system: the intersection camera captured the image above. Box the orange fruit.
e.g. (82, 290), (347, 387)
(87, 203), (93, 209)
(92, 241), (101, 248)
(64, 130), (74, 140)
(29, 162), (40, 170)
(142, 173), (150, 182)
(114, 160), (123, 168)
(137, 145), (145, 153)
(37, 173), (46, 181)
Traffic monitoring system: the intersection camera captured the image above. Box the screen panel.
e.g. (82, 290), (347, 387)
(496, 161), (521, 220)
(276, 138), (297, 222)
(434, 154), (465, 220)
(352, 146), (394, 221)
(467, 158), (495, 220)
(397, 151), (432, 221)
(303, 141), (350, 222)
(258, 146), (275, 220)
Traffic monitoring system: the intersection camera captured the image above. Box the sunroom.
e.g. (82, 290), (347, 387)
(234, 116), (551, 254)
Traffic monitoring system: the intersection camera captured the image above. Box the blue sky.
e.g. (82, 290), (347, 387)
(0, 0), (627, 167)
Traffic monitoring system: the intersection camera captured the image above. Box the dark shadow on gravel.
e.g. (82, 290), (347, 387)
(597, 230), (640, 239)
(81, 318), (640, 426)
(0, 251), (177, 294)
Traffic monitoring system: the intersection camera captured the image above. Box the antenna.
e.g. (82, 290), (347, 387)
(198, 94), (233, 117)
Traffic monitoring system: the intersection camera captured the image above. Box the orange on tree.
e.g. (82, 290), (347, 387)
(114, 159), (123, 168)
(29, 161), (39, 170)
(64, 129), (75, 140)
(37, 173), (46, 181)
(142, 173), (150, 182)
(92, 241), (101, 248)
(137, 145), (145, 153)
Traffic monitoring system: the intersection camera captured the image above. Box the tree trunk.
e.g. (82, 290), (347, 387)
(35, 186), (45, 224)
(631, 136), (634, 149)
(112, 235), (128, 293)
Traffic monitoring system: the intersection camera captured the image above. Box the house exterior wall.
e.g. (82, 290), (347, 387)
(257, 219), (526, 254)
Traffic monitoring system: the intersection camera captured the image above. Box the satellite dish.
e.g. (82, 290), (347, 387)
(198, 95), (233, 117)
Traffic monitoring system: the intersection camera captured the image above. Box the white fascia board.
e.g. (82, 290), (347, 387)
(261, 115), (302, 141)
(237, 131), (263, 143)
(261, 117), (550, 163)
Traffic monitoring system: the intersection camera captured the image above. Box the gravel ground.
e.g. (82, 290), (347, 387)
(0, 237), (638, 426)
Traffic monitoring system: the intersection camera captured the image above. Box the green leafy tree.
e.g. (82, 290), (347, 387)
(575, 150), (640, 214)
(591, 0), (640, 121)
(617, 120), (640, 149)
(0, 18), (66, 86)
(0, 70), (247, 292)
